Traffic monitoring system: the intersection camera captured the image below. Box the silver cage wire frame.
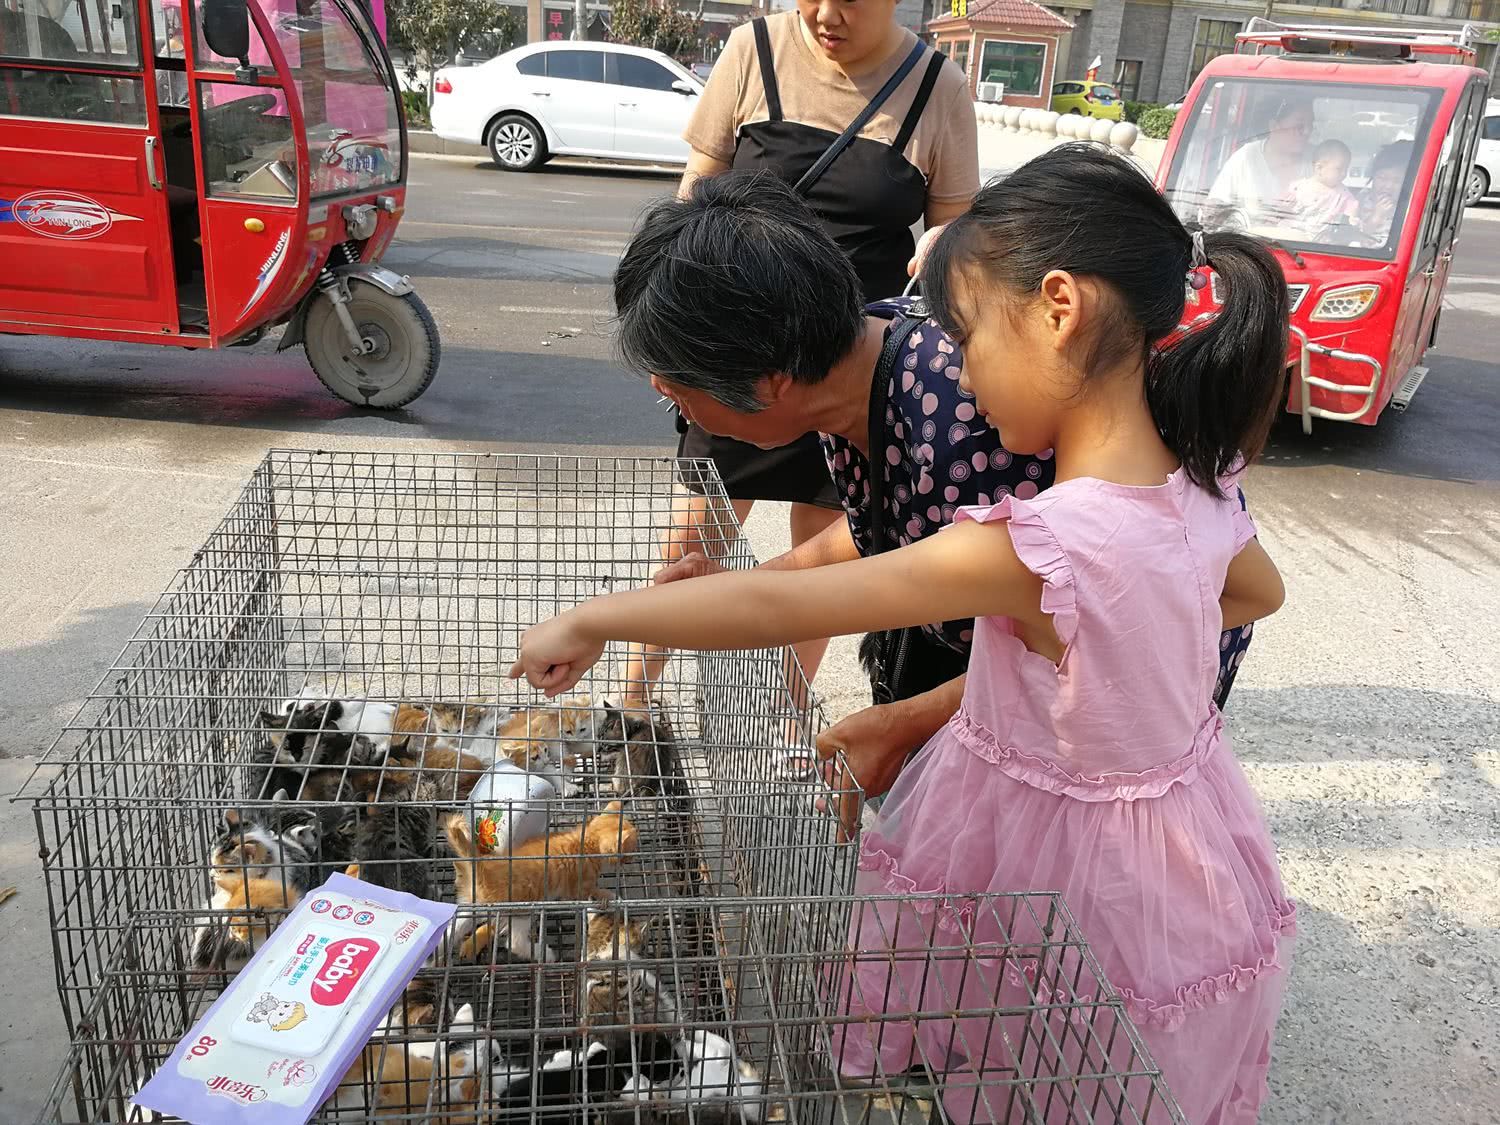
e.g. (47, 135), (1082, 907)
(18, 450), (1185, 1124)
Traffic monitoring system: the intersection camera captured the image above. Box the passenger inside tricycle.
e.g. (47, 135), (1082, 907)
(1163, 79), (1440, 260)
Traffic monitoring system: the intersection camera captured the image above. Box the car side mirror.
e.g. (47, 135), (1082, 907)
(671, 80), (697, 96)
(200, 0), (251, 71)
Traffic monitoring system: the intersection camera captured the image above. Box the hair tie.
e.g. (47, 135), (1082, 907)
(1187, 229), (1209, 291)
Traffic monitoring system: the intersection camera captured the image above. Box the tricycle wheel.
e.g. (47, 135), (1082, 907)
(303, 281), (440, 409)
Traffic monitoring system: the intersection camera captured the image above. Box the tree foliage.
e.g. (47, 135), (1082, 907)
(609, 0), (703, 60)
(390, 0), (522, 102)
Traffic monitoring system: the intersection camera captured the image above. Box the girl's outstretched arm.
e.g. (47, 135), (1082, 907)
(510, 520), (1044, 695)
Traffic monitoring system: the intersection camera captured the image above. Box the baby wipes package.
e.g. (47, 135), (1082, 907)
(134, 872), (454, 1124)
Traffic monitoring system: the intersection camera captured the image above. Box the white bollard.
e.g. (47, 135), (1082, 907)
(1041, 110), (1060, 137)
(1089, 118), (1114, 144)
(1019, 108), (1034, 132)
(1056, 113), (1075, 139)
(1109, 121), (1139, 152)
(1004, 106), (1023, 132)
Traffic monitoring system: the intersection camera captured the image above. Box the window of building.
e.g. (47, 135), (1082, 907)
(1114, 58), (1141, 102)
(1188, 19), (1241, 87)
(952, 39), (970, 78)
(978, 39), (1047, 98)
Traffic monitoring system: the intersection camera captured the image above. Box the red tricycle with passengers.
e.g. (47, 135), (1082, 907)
(1158, 19), (1490, 432)
(0, 0), (439, 408)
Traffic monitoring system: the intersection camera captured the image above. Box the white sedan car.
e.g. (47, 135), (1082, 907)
(430, 42), (704, 172)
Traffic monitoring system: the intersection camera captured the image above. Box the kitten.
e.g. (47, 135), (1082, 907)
(344, 800), (434, 900)
(581, 906), (683, 1035)
(276, 689), (399, 749)
(377, 714), (490, 802)
(253, 703), (387, 802)
(327, 1002), (480, 1117)
(188, 874), (301, 976)
(599, 704), (683, 800)
(492, 695), (605, 795)
(391, 700), (505, 759)
(621, 1030), (784, 1124)
(447, 802), (639, 963)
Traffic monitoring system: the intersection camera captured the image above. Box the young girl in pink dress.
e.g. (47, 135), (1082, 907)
(513, 144), (1297, 1123)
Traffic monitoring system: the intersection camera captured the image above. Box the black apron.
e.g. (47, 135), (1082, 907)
(678, 21), (945, 508)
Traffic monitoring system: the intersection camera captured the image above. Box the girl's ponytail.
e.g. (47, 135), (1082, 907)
(1146, 230), (1289, 495)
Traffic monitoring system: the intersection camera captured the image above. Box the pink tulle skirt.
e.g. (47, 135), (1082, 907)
(831, 715), (1296, 1124)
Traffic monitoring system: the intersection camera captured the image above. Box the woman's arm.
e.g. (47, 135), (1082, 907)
(512, 520), (1042, 694)
(1221, 539), (1285, 630)
(678, 149), (731, 199)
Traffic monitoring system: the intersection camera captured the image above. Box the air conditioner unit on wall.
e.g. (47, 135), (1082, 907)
(977, 81), (1006, 102)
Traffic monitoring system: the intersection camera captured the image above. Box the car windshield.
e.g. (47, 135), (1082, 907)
(1162, 78), (1440, 261)
(198, 0), (400, 197)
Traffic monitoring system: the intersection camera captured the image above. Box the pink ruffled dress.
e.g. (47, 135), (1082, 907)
(836, 469), (1297, 1124)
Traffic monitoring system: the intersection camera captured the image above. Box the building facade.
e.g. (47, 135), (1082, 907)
(929, 0), (1075, 106)
(1047, 0), (1498, 104)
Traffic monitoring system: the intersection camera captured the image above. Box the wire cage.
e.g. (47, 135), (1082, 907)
(20, 450), (1185, 1124)
(40, 892), (1184, 1125)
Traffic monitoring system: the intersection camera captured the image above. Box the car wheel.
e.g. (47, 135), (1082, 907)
(1464, 166), (1490, 208)
(1069, 107), (1083, 114)
(489, 115), (547, 172)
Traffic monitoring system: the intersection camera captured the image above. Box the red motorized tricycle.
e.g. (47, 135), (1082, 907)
(0, 0), (439, 408)
(1158, 20), (1489, 432)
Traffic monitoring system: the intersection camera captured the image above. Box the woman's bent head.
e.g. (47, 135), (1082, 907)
(796, 0), (902, 69)
(924, 144), (1288, 492)
(613, 171), (865, 447)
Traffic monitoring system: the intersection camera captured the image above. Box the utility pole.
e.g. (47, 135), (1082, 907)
(574, 0), (588, 38)
(528, 0), (544, 42)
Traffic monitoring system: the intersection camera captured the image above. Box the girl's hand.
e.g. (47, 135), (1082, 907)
(508, 615), (605, 696)
(908, 223), (947, 278)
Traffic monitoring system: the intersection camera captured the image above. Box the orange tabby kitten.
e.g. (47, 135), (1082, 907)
(447, 801), (639, 963)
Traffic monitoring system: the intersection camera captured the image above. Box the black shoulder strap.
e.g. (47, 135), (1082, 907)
(751, 18), (783, 123)
(864, 315), (923, 554)
(792, 39), (927, 197)
(892, 53), (946, 154)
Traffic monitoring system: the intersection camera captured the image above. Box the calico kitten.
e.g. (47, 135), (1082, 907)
(447, 802), (639, 963)
(327, 1002), (481, 1118)
(581, 906), (683, 1043)
(187, 874), (301, 976)
(276, 689), (399, 749)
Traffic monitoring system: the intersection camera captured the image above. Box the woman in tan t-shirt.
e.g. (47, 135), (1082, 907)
(626, 0), (979, 707)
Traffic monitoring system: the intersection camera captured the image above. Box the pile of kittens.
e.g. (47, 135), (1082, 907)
(185, 689), (780, 1120)
(331, 905), (783, 1122)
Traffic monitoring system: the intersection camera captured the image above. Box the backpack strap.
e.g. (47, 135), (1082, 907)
(751, 18), (783, 123)
(892, 52), (946, 154)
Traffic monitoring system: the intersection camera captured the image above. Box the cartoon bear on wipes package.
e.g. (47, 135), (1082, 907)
(133, 872), (454, 1125)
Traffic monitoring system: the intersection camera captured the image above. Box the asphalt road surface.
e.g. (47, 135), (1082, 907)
(2, 156), (1498, 1124)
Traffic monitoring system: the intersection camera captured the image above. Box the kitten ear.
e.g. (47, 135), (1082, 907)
(223, 808), (241, 828)
(271, 788), (291, 802)
(288, 823), (320, 850)
(258, 710), (285, 729)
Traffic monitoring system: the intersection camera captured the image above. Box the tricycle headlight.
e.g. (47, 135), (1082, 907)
(342, 203), (378, 241)
(1310, 284), (1379, 322)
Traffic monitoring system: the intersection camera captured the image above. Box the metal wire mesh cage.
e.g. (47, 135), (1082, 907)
(19, 450), (1185, 1124)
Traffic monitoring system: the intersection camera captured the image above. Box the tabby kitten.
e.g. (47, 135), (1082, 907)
(344, 800), (435, 900)
(187, 873), (302, 976)
(581, 906), (683, 1037)
(598, 703), (683, 801)
(447, 802), (639, 963)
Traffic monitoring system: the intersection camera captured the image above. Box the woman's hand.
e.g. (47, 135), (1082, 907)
(908, 223), (947, 278)
(654, 551), (727, 584)
(508, 614), (606, 697)
(815, 702), (918, 842)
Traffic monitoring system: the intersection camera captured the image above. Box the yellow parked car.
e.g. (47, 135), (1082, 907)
(1050, 80), (1125, 121)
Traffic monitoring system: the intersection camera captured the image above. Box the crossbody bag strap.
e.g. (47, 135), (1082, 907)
(792, 39), (927, 197)
(864, 315), (921, 554)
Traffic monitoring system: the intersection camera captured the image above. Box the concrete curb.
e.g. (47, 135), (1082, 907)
(409, 129), (489, 159)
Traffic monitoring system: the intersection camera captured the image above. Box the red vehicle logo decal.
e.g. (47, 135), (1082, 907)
(3, 191), (140, 240)
(310, 937), (379, 1005)
(239, 228), (291, 318)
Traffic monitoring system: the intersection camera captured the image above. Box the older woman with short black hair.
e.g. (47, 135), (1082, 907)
(616, 171), (1257, 802)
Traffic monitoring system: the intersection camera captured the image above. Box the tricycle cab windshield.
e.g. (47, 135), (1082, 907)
(1162, 78), (1441, 261)
(194, 0), (401, 199)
